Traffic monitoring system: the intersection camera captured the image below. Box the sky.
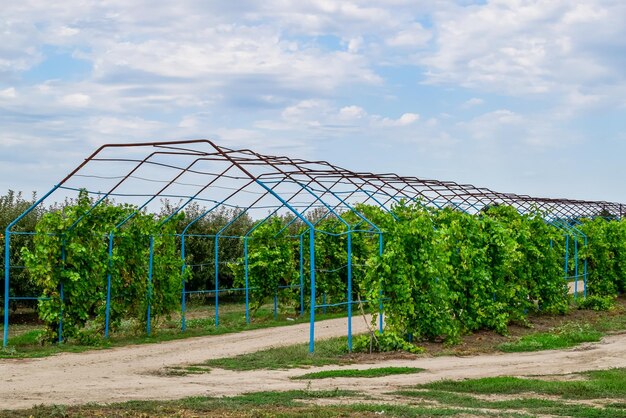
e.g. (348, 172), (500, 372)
(1, 0), (625, 204)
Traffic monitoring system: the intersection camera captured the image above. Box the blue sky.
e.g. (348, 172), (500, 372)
(1, 0), (625, 203)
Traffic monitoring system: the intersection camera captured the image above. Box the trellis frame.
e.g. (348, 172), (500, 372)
(3, 139), (624, 349)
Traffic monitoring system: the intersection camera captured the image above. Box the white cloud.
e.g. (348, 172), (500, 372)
(90, 116), (164, 137)
(0, 88), (17, 99)
(386, 23), (431, 47)
(338, 105), (367, 120)
(562, 3), (608, 24)
(463, 97), (484, 107)
(422, 0), (626, 102)
(59, 93), (91, 107)
(57, 26), (80, 37)
(374, 112), (420, 127)
(346, 36), (363, 53)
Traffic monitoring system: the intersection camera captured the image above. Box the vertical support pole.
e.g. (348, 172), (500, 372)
(564, 235), (569, 281)
(583, 237), (587, 299)
(59, 241), (66, 344)
(104, 232), (114, 339)
(58, 283), (64, 343)
(3, 231), (10, 347)
(147, 235), (154, 336)
(574, 237), (579, 298)
(299, 234), (304, 316)
(214, 236), (219, 328)
(347, 230), (353, 352)
(309, 228), (316, 353)
(181, 234), (187, 332)
(273, 291), (278, 320)
(244, 238), (250, 324)
(322, 294), (327, 314)
(378, 233), (384, 333)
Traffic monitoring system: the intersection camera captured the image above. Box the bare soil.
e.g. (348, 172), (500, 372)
(2, 313), (626, 411)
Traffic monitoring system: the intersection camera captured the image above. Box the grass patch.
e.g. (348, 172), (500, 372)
(4, 329), (44, 346)
(0, 389), (501, 417)
(393, 368), (626, 417)
(397, 389), (617, 418)
(416, 367), (626, 400)
(294, 366), (424, 380)
(161, 365), (212, 376)
(498, 322), (602, 352)
(204, 335), (352, 370)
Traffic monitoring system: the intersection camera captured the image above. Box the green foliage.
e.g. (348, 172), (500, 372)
(577, 295), (616, 311)
(435, 207), (507, 334)
(0, 190), (45, 305)
(353, 330), (424, 354)
(579, 217), (626, 296)
(482, 206), (568, 318)
(313, 217), (349, 305)
(363, 202), (569, 344)
(160, 202), (254, 292)
(365, 202), (460, 342)
(21, 191), (182, 342)
(7, 186), (626, 350)
(230, 216), (298, 314)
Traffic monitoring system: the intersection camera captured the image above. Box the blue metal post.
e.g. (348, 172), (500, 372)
(564, 235), (569, 282)
(58, 282), (64, 343)
(299, 234), (304, 316)
(574, 237), (579, 298)
(244, 238), (250, 324)
(104, 232), (114, 339)
(147, 236), (154, 336)
(309, 228), (316, 353)
(378, 233), (384, 333)
(3, 231), (9, 347)
(181, 234), (187, 332)
(274, 292), (278, 320)
(214, 236), (219, 328)
(347, 230), (353, 352)
(583, 237), (584, 299)
(59, 241), (66, 344)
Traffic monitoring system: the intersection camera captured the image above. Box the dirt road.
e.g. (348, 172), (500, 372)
(2, 317), (626, 410)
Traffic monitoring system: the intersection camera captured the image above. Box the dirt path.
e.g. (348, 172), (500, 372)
(2, 317), (626, 410)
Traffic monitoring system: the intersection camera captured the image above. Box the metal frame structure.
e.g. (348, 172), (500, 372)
(3, 139), (625, 349)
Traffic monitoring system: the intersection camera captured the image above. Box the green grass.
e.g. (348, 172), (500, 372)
(0, 304), (347, 359)
(161, 364), (212, 376)
(293, 366), (424, 380)
(416, 368), (626, 399)
(498, 322), (603, 352)
(592, 307), (626, 332)
(3, 329), (44, 346)
(397, 389), (618, 418)
(203, 335), (352, 370)
(0, 389), (509, 418)
(392, 368), (626, 418)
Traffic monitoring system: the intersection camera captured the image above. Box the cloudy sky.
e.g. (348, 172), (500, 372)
(1, 0), (625, 203)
